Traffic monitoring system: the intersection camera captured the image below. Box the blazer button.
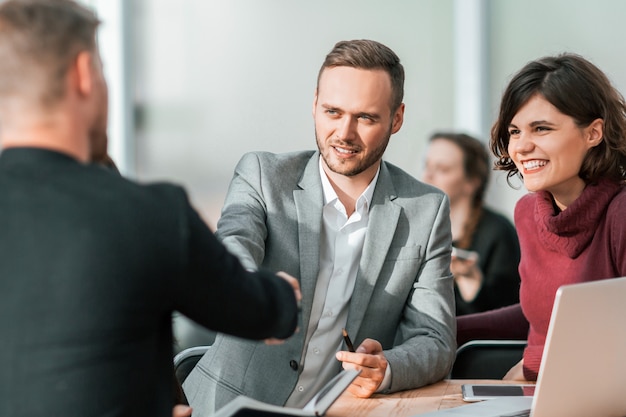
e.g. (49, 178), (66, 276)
(289, 360), (298, 371)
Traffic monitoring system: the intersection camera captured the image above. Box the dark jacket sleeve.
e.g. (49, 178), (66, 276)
(173, 193), (298, 340)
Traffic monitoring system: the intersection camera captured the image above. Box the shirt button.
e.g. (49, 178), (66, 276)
(313, 348), (320, 354)
(298, 385), (304, 392)
(289, 360), (298, 371)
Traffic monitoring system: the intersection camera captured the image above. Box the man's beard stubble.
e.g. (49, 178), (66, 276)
(315, 126), (392, 177)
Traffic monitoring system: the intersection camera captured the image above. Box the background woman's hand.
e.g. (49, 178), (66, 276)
(503, 359), (526, 381)
(451, 254), (483, 302)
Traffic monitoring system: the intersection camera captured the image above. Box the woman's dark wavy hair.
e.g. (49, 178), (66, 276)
(490, 53), (626, 184)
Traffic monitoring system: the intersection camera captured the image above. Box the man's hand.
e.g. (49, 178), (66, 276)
(172, 405), (192, 417)
(265, 271), (301, 345)
(275, 271), (302, 304)
(335, 338), (387, 398)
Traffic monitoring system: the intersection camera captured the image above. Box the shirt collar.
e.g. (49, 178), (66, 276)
(318, 156), (380, 213)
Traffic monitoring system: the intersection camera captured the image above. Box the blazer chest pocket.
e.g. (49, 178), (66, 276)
(380, 245), (423, 296)
(384, 245), (421, 262)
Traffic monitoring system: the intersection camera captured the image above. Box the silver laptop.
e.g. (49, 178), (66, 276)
(415, 276), (626, 417)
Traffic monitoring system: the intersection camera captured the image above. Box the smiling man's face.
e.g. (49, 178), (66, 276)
(313, 66), (403, 182)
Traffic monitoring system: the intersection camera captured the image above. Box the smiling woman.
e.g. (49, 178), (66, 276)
(457, 52), (626, 382)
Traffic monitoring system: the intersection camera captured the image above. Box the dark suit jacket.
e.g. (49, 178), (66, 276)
(183, 151), (456, 416)
(0, 148), (298, 417)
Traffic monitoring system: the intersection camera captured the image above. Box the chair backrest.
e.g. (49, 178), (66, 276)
(173, 312), (216, 354)
(449, 340), (527, 379)
(173, 345), (211, 385)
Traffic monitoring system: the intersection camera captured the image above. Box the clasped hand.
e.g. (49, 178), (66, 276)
(265, 271), (302, 345)
(172, 405), (192, 417)
(335, 338), (388, 398)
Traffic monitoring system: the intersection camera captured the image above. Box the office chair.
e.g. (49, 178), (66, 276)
(449, 340), (527, 379)
(172, 312), (216, 354)
(173, 345), (211, 385)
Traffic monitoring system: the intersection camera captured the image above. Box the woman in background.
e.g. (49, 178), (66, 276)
(457, 53), (626, 381)
(422, 132), (520, 316)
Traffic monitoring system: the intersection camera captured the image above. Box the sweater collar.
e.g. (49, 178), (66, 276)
(534, 179), (623, 258)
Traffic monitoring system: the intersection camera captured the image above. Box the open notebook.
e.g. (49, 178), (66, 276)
(414, 276), (626, 417)
(211, 369), (360, 417)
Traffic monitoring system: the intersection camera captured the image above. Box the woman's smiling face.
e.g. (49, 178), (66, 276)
(507, 93), (603, 210)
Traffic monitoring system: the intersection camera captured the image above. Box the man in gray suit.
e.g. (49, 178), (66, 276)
(183, 39), (456, 415)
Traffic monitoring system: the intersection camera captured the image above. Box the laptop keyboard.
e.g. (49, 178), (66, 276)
(499, 410), (531, 417)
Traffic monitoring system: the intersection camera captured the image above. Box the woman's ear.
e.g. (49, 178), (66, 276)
(587, 118), (604, 148)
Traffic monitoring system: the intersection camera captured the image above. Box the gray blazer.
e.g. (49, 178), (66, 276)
(183, 151), (456, 415)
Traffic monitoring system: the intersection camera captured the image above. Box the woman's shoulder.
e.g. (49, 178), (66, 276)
(611, 183), (626, 199)
(515, 192), (538, 209)
(606, 183), (626, 220)
(512, 192), (543, 223)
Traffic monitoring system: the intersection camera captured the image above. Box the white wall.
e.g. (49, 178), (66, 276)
(129, 0), (626, 228)
(132, 0), (455, 228)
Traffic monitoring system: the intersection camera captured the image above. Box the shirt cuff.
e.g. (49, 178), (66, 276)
(375, 362), (392, 393)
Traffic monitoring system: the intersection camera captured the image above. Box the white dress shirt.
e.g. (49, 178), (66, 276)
(285, 158), (379, 407)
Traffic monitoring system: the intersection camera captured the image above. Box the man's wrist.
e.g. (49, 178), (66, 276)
(375, 360), (392, 393)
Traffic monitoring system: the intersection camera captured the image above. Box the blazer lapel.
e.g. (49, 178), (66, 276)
(293, 153), (323, 330)
(347, 162), (401, 336)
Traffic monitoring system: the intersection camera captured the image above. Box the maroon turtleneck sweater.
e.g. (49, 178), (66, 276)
(457, 179), (626, 380)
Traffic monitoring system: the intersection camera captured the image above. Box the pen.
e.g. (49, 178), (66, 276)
(342, 328), (355, 352)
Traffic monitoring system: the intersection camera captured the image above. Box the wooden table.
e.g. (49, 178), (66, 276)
(326, 379), (532, 417)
